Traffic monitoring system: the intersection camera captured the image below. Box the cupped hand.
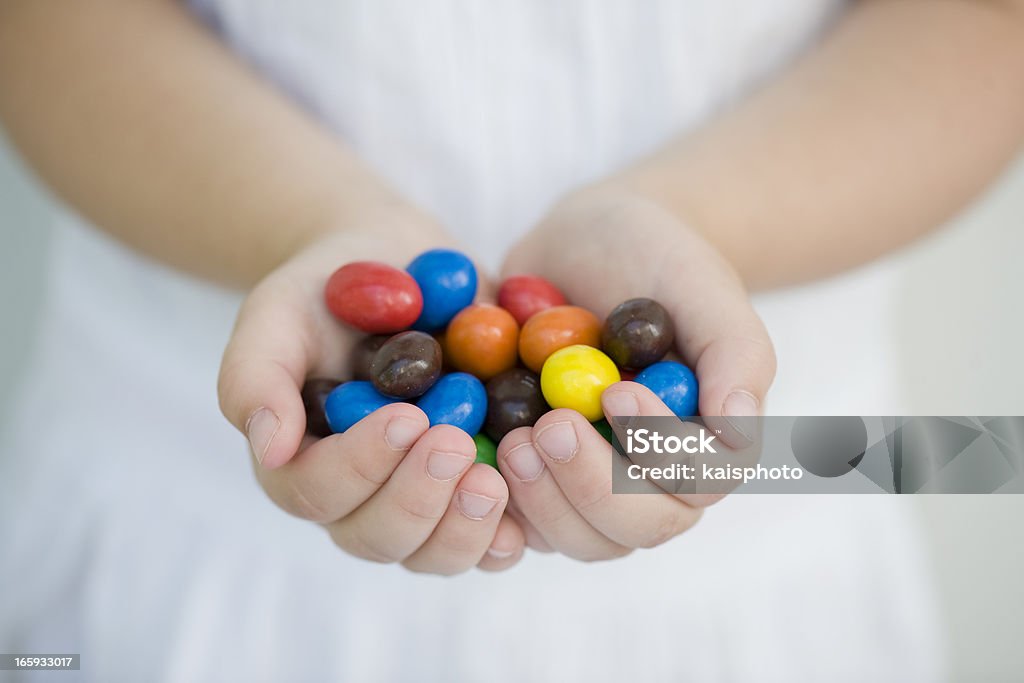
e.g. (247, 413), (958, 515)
(217, 214), (524, 574)
(497, 188), (777, 560)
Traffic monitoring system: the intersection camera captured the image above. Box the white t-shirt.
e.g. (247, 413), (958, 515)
(0, 1), (943, 681)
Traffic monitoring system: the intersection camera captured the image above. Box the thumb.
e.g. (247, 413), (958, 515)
(218, 283), (313, 469)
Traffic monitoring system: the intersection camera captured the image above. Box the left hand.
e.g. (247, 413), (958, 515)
(496, 187), (777, 561)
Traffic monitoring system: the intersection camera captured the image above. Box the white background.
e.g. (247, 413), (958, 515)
(1, 134), (1022, 681)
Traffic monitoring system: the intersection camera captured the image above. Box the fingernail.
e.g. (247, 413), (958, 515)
(246, 408), (280, 465)
(723, 391), (759, 444)
(486, 547), (515, 560)
(535, 421), (578, 463)
(504, 442), (545, 481)
(385, 416), (423, 450)
(604, 390), (639, 422)
(426, 450), (473, 481)
(457, 491), (499, 520)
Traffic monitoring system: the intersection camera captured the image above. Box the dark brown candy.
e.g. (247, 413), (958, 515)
(370, 331), (443, 399)
(301, 378), (342, 438)
(484, 368), (549, 442)
(350, 334), (389, 381)
(601, 298), (675, 371)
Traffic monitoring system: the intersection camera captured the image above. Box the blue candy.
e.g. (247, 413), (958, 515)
(406, 249), (477, 331)
(634, 361), (699, 417)
(324, 381), (399, 433)
(416, 372), (487, 435)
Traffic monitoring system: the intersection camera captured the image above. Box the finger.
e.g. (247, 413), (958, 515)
(506, 501), (554, 553)
(256, 402), (429, 522)
(604, 381), (735, 508)
(530, 408), (702, 549)
(402, 464), (510, 575)
(498, 427), (631, 561)
(477, 514), (528, 571)
(218, 278), (322, 469)
(326, 424), (476, 563)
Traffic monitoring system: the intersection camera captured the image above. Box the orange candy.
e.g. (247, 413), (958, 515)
(518, 305), (602, 373)
(445, 304), (520, 381)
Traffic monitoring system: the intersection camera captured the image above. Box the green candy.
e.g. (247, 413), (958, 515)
(593, 419), (614, 444)
(473, 433), (498, 469)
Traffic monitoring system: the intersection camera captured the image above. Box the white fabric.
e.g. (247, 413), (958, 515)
(0, 1), (944, 681)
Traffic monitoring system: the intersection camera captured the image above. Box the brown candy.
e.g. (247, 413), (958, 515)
(301, 378), (341, 438)
(370, 331), (443, 399)
(350, 334), (389, 381)
(484, 368), (549, 442)
(601, 298), (675, 371)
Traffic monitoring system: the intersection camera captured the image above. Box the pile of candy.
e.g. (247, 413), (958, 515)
(302, 249), (698, 468)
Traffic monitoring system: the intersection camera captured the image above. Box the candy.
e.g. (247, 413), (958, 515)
(484, 368), (548, 441)
(371, 331), (443, 399)
(349, 334), (389, 381)
(634, 361), (699, 417)
(445, 304), (519, 381)
(301, 378), (341, 438)
(416, 372), (487, 435)
(324, 381), (398, 433)
(540, 345), (620, 421)
(497, 275), (567, 326)
(473, 433), (498, 469)
(602, 298), (675, 371)
(324, 262), (423, 334)
(406, 249), (478, 331)
(593, 419), (614, 444)
(518, 305), (602, 373)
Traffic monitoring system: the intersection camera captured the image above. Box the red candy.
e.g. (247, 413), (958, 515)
(325, 262), (423, 334)
(498, 275), (567, 326)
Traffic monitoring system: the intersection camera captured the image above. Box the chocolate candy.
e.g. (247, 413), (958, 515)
(370, 331), (443, 399)
(324, 381), (398, 433)
(540, 344), (621, 422)
(406, 249), (478, 331)
(473, 433), (498, 469)
(518, 305), (602, 373)
(602, 298), (675, 371)
(445, 304), (519, 381)
(634, 360), (699, 417)
(484, 368), (548, 441)
(325, 262), (423, 334)
(497, 275), (567, 326)
(416, 372), (487, 435)
(301, 378), (341, 438)
(349, 335), (389, 381)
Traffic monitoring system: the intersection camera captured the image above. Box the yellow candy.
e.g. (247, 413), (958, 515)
(540, 344), (621, 421)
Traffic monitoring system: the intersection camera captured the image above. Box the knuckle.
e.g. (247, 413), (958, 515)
(636, 509), (695, 549)
(570, 543), (633, 563)
(327, 523), (396, 564)
(393, 492), (449, 525)
(276, 478), (335, 523)
(402, 556), (472, 577)
(571, 480), (614, 516)
(528, 498), (578, 530)
(341, 452), (393, 489)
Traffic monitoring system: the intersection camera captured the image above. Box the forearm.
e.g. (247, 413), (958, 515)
(0, 0), (424, 288)
(609, 0), (1024, 290)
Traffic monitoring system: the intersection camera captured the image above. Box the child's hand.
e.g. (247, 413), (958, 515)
(218, 219), (524, 574)
(497, 189), (776, 560)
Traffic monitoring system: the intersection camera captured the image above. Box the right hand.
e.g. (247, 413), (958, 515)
(217, 212), (524, 574)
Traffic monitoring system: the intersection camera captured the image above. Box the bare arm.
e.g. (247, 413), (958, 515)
(0, 0), (426, 288)
(608, 0), (1024, 290)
